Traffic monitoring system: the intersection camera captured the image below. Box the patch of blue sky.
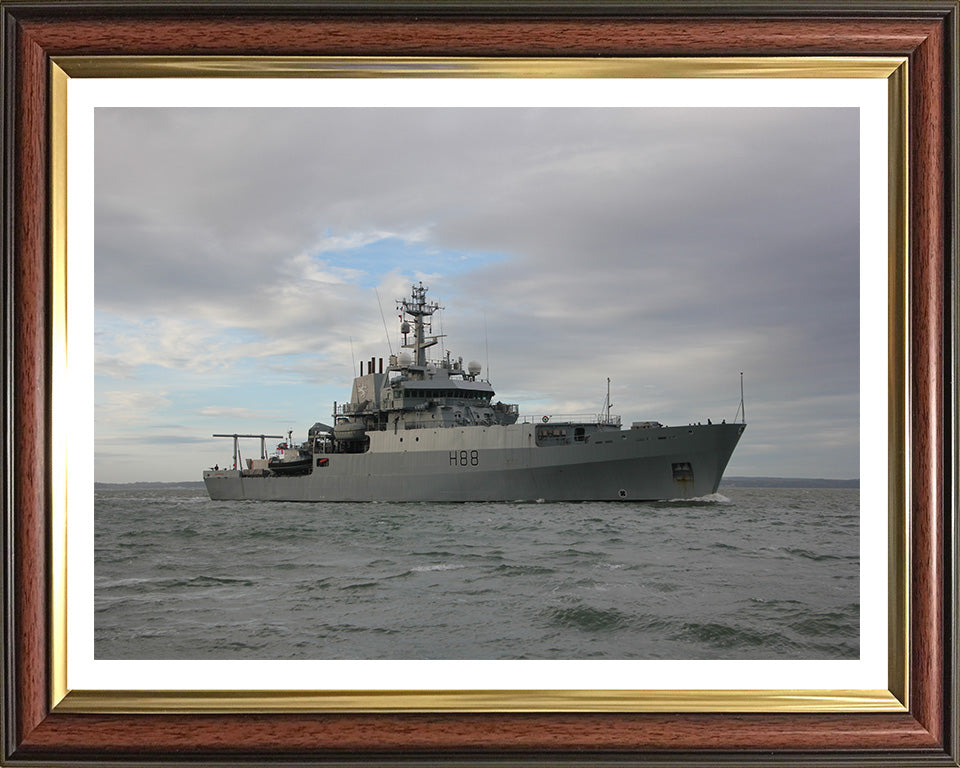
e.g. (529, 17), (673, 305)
(314, 236), (508, 288)
(216, 325), (274, 343)
(93, 309), (134, 354)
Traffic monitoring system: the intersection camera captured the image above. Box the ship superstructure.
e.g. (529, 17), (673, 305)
(203, 283), (745, 502)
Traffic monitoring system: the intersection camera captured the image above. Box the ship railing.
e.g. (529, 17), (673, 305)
(520, 413), (622, 426)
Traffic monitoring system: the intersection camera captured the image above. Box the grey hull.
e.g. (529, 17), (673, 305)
(204, 422), (744, 502)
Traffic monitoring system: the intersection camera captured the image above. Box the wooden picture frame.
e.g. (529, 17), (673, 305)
(2, 2), (957, 765)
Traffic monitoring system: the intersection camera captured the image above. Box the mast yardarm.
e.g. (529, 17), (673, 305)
(398, 282), (444, 366)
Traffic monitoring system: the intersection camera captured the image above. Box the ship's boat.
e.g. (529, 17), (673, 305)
(267, 455), (312, 476)
(203, 283), (746, 502)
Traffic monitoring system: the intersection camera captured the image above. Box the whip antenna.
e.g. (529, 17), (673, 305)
(483, 310), (490, 383)
(734, 371), (746, 423)
(375, 288), (395, 356)
(740, 371), (746, 423)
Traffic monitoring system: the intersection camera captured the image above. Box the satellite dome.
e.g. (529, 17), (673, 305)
(398, 351), (413, 366)
(467, 361), (482, 376)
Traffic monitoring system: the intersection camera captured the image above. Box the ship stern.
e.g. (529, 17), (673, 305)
(203, 468), (245, 500)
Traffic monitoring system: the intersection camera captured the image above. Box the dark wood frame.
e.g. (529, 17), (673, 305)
(2, 2), (957, 765)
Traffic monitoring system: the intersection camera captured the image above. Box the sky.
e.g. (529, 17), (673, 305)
(94, 106), (859, 482)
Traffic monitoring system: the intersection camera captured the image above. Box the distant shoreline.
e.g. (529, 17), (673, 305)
(94, 476), (860, 491)
(720, 476), (858, 489)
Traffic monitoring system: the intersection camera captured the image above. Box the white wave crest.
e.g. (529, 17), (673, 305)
(411, 563), (464, 572)
(666, 492), (731, 503)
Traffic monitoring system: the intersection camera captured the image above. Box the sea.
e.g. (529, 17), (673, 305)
(94, 486), (859, 660)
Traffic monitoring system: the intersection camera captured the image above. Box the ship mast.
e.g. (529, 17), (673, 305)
(740, 371), (746, 423)
(398, 282), (444, 366)
(734, 371), (747, 424)
(606, 377), (612, 423)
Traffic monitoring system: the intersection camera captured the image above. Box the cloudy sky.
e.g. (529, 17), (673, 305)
(94, 106), (859, 482)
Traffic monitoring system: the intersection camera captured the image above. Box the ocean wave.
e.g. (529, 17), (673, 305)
(710, 542), (741, 552)
(676, 621), (796, 650)
(546, 604), (634, 632)
(410, 563), (465, 572)
(492, 563), (555, 576)
(789, 610), (859, 638)
(782, 547), (857, 562)
(410, 550), (461, 558)
(181, 575), (258, 588)
(554, 547), (607, 559)
(340, 581), (381, 590)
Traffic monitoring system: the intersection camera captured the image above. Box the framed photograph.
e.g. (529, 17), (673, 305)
(2, 2), (956, 766)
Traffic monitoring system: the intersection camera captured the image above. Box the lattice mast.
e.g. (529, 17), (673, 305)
(398, 282), (444, 366)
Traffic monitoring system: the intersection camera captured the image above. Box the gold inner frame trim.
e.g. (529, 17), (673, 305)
(56, 688), (903, 714)
(50, 61), (69, 710)
(885, 60), (910, 709)
(49, 55), (909, 715)
(54, 55), (904, 79)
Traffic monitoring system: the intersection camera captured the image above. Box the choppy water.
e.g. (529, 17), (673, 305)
(94, 486), (858, 660)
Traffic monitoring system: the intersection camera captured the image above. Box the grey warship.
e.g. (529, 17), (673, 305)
(204, 283), (745, 502)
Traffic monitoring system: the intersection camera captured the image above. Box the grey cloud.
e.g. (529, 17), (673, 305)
(98, 434), (212, 446)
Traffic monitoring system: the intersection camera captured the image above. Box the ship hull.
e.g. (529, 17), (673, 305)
(204, 422), (744, 502)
